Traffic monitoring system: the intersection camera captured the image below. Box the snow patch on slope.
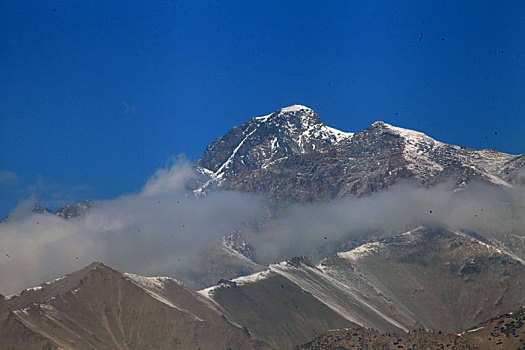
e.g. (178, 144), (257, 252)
(232, 269), (273, 286)
(280, 105), (312, 113)
(197, 285), (218, 300)
(378, 122), (445, 176)
(124, 273), (182, 290)
(338, 242), (385, 262)
(270, 261), (410, 332)
(215, 128), (257, 178)
(124, 273), (180, 308)
(325, 126), (354, 142)
(198, 268), (274, 300)
(376, 121), (515, 187)
(220, 238), (259, 266)
(451, 230), (525, 265)
(4, 274), (67, 300)
(254, 113), (272, 121)
(124, 272), (204, 320)
(381, 122), (442, 145)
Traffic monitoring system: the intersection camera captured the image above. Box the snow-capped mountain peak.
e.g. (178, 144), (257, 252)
(195, 106), (523, 201)
(371, 121), (443, 146)
(196, 105), (352, 180)
(280, 104), (312, 113)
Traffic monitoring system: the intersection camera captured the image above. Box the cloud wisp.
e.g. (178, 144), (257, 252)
(0, 158), (263, 295)
(0, 157), (524, 295)
(247, 182), (525, 263)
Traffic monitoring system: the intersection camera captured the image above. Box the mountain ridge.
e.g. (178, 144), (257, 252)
(0, 262), (270, 349)
(194, 105), (522, 202)
(198, 226), (525, 348)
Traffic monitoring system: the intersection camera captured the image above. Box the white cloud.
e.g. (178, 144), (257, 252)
(0, 157), (523, 296)
(0, 158), (262, 295)
(141, 155), (195, 196)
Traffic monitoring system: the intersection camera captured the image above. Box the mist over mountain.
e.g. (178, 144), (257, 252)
(1, 105), (524, 349)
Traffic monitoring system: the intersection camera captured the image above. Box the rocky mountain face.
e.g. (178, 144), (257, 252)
(196, 105), (353, 181)
(0, 262), (269, 350)
(198, 264), (357, 349)
(196, 105), (522, 202)
(198, 227), (525, 348)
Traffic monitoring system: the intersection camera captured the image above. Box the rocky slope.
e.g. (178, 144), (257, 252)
(297, 328), (477, 350)
(199, 227), (525, 348)
(198, 264), (358, 349)
(296, 306), (525, 349)
(0, 262), (269, 350)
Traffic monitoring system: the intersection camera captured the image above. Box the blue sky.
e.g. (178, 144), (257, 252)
(1, 0), (524, 217)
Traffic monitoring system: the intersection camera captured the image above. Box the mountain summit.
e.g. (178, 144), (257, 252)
(196, 105), (352, 181)
(196, 106), (523, 201)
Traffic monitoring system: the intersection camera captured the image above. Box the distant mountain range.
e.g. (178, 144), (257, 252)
(2, 105), (524, 349)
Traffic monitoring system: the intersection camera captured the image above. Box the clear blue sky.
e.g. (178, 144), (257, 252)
(1, 0), (524, 217)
